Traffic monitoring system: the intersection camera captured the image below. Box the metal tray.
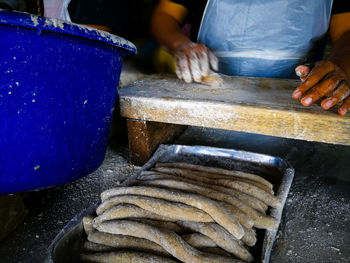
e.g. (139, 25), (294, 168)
(47, 144), (294, 263)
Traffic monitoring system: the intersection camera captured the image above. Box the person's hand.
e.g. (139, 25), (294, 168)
(292, 61), (350, 115)
(174, 42), (218, 83)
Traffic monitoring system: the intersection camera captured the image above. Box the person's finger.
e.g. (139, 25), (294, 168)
(188, 51), (202, 82)
(292, 61), (336, 99)
(199, 50), (210, 76)
(300, 71), (346, 106)
(338, 95), (350, 115)
(321, 81), (350, 110)
(175, 56), (183, 80)
(208, 49), (218, 71)
(295, 65), (310, 78)
(175, 67), (183, 80)
(177, 53), (192, 83)
(295, 65), (311, 82)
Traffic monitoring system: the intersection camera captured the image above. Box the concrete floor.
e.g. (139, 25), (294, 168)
(0, 126), (349, 263)
(177, 127), (350, 263)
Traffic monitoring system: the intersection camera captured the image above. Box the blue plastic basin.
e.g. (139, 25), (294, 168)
(0, 10), (136, 194)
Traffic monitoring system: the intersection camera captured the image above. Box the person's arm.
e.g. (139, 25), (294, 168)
(0, 0), (15, 10)
(151, 0), (189, 52)
(0, 3), (12, 9)
(292, 12), (350, 115)
(150, 0), (218, 83)
(84, 24), (112, 33)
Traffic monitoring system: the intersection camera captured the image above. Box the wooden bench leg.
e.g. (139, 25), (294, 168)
(127, 119), (187, 165)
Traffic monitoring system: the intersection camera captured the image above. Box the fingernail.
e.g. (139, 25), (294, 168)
(295, 70), (302, 77)
(302, 97), (312, 106)
(293, 91), (302, 99)
(323, 99), (333, 109)
(339, 108), (348, 116)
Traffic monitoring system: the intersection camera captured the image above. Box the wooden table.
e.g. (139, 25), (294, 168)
(119, 74), (350, 165)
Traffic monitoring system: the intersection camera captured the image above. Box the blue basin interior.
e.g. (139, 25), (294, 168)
(0, 10), (136, 194)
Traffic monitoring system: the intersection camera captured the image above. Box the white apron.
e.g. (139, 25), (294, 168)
(197, 0), (333, 78)
(43, 0), (71, 21)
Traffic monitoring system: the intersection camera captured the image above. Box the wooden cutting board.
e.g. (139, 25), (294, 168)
(119, 74), (350, 146)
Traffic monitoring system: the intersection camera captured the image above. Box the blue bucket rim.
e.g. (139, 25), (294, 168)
(0, 10), (136, 55)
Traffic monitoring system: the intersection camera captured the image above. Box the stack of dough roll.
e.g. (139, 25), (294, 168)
(80, 162), (281, 263)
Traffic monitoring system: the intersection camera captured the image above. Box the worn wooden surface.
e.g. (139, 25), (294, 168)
(119, 74), (350, 146)
(127, 119), (186, 165)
